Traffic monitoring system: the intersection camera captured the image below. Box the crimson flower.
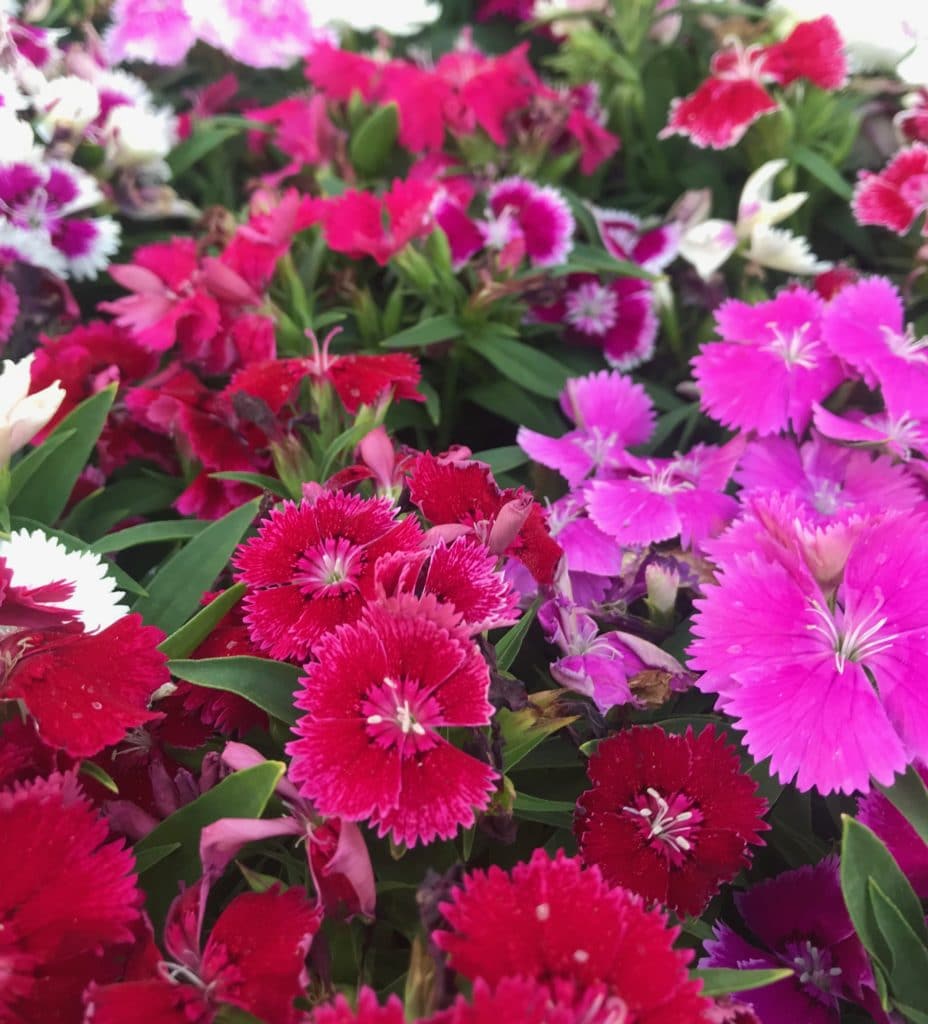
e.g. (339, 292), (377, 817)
(1, 772), (142, 1023)
(575, 726), (768, 918)
(85, 884), (321, 1024)
(852, 144), (928, 237)
(407, 452), (562, 585)
(287, 599), (497, 847)
(433, 849), (712, 1023)
(1, 614), (169, 757)
(308, 988), (406, 1024)
(430, 977), (632, 1024)
(234, 491), (424, 662)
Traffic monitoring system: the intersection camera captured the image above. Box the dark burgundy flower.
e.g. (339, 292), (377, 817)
(575, 726), (768, 917)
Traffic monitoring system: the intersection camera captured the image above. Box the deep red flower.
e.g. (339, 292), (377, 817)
(234, 490), (424, 662)
(575, 726), (768, 917)
(374, 536), (520, 635)
(309, 988), (406, 1024)
(287, 599), (497, 847)
(431, 977), (634, 1024)
(29, 320), (159, 439)
(86, 884), (321, 1024)
(852, 144), (928, 236)
(1, 614), (169, 758)
(407, 452), (563, 585)
(1, 772), (142, 1023)
(326, 353), (423, 413)
(760, 16), (847, 90)
(662, 74), (777, 150)
(433, 849), (712, 1023)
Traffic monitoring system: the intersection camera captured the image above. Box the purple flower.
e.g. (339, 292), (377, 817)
(517, 369), (655, 486)
(692, 287), (844, 436)
(584, 438), (743, 551)
(703, 857), (887, 1024)
(690, 510), (928, 794)
(735, 433), (922, 520)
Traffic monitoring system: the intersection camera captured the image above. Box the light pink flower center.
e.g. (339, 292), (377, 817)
(362, 676), (440, 752)
(622, 787), (702, 864)
(785, 940), (842, 994)
(881, 322), (928, 363)
(807, 597), (900, 674)
(765, 320), (818, 369)
(565, 281), (619, 336)
(645, 464), (695, 496)
(294, 537), (361, 596)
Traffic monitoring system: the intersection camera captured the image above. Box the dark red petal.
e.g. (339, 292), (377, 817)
(662, 77), (778, 149)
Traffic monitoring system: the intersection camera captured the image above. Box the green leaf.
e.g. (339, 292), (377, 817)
(468, 333), (571, 400)
(90, 520), (208, 554)
(875, 765), (928, 847)
(691, 968), (793, 998)
(135, 762), (284, 930)
(79, 759), (119, 794)
(350, 103), (399, 177)
(209, 471), (290, 498)
(472, 445), (528, 475)
(897, 1005), (928, 1024)
(793, 144), (853, 201)
(168, 655), (300, 725)
(10, 385), (116, 523)
(7, 429), (75, 501)
(61, 473), (183, 540)
(466, 380), (564, 434)
(134, 843), (180, 874)
(158, 582), (246, 659)
(168, 119), (247, 176)
(868, 878), (928, 1012)
(495, 598), (540, 672)
(132, 499), (259, 634)
(498, 696), (578, 772)
(380, 314), (464, 349)
(552, 243), (656, 280)
(841, 816), (928, 976)
(512, 792), (575, 828)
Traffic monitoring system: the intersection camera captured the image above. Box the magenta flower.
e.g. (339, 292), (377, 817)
(857, 762), (928, 900)
(693, 288), (843, 436)
(517, 370), (655, 487)
(703, 858), (886, 1023)
(690, 511), (928, 794)
(104, 0), (197, 65)
(545, 495), (625, 578)
(233, 491), (424, 662)
(287, 599), (497, 847)
(590, 205), (680, 272)
(584, 440), (743, 551)
(852, 144), (928, 237)
(531, 273), (659, 370)
(812, 402), (928, 462)
(484, 177), (574, 268)
(735, 434), (922, 520)
(821, 275), (928, 421)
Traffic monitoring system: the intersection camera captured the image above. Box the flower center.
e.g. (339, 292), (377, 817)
(644, 463), (694, 496)
(881, 322), (928, 363)
(806, 597), (900, 675)
(293, 537), (361, 596)
(362, 676), (440, 753)
(765, 320), (818, 369)
(785, 940), (842, 996)
(575, 426), (618, 469)
(811, 478), (842, 517)
(622, 787), (702, 864)
(565, 281), (619, 337)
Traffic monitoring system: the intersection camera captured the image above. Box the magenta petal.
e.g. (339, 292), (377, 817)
(585, 478), (681, 547)
(200, 816), (302, 886)
(821, 275), (905, 387)
(516, 428), (595, 486)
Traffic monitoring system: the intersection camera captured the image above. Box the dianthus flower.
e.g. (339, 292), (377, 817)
(584, 440), (743, 551)
(483, 177), (575, 268)
(692, 287), (843, 436)
(517, 370), (655, 487)
(1, 772), (142, 1023)
(85, 883), (321, 1024)
(703, 857), (886, 1023)
(234, 491), (423, 662)
(575, 726), (768, 917)
(662, 17), (846, 149)
(852, 143), (928, 236)
(734, 434), (922, 520)
(308, 988), (406, 1024)
(590, 206), (680, 273)
(407, 451), (562, 585)
(857, 762), (928, 899)
(430, 977), (631, 1024)
(433, 849), (712, 1023)
(690, 510), (928, 794)
(530, 273), (658, 370)
(820, 275), (928, 420)
(1, 613), (169, 757)
(287, 598), (497, 847)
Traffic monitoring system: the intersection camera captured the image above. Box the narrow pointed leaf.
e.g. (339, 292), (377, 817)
(168, 655), (300, 725)
(691, 967), (794, 997)
(158, 583), (246, 659)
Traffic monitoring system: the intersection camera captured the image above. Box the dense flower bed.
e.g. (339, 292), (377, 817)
(3, 1), (928, 1021)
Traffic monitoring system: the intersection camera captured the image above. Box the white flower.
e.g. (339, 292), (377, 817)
(66, 217), (122, 281)
(104, 103), (178, 169)
(0, 222), (64, 276)
(677, 160), (828, 278)
(310, 0), (440, 35)
(0, 107), (41, 163)
(0, 528), (128, 632)
(35, 76), (101, 137)
(0, 353), (65, 465)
